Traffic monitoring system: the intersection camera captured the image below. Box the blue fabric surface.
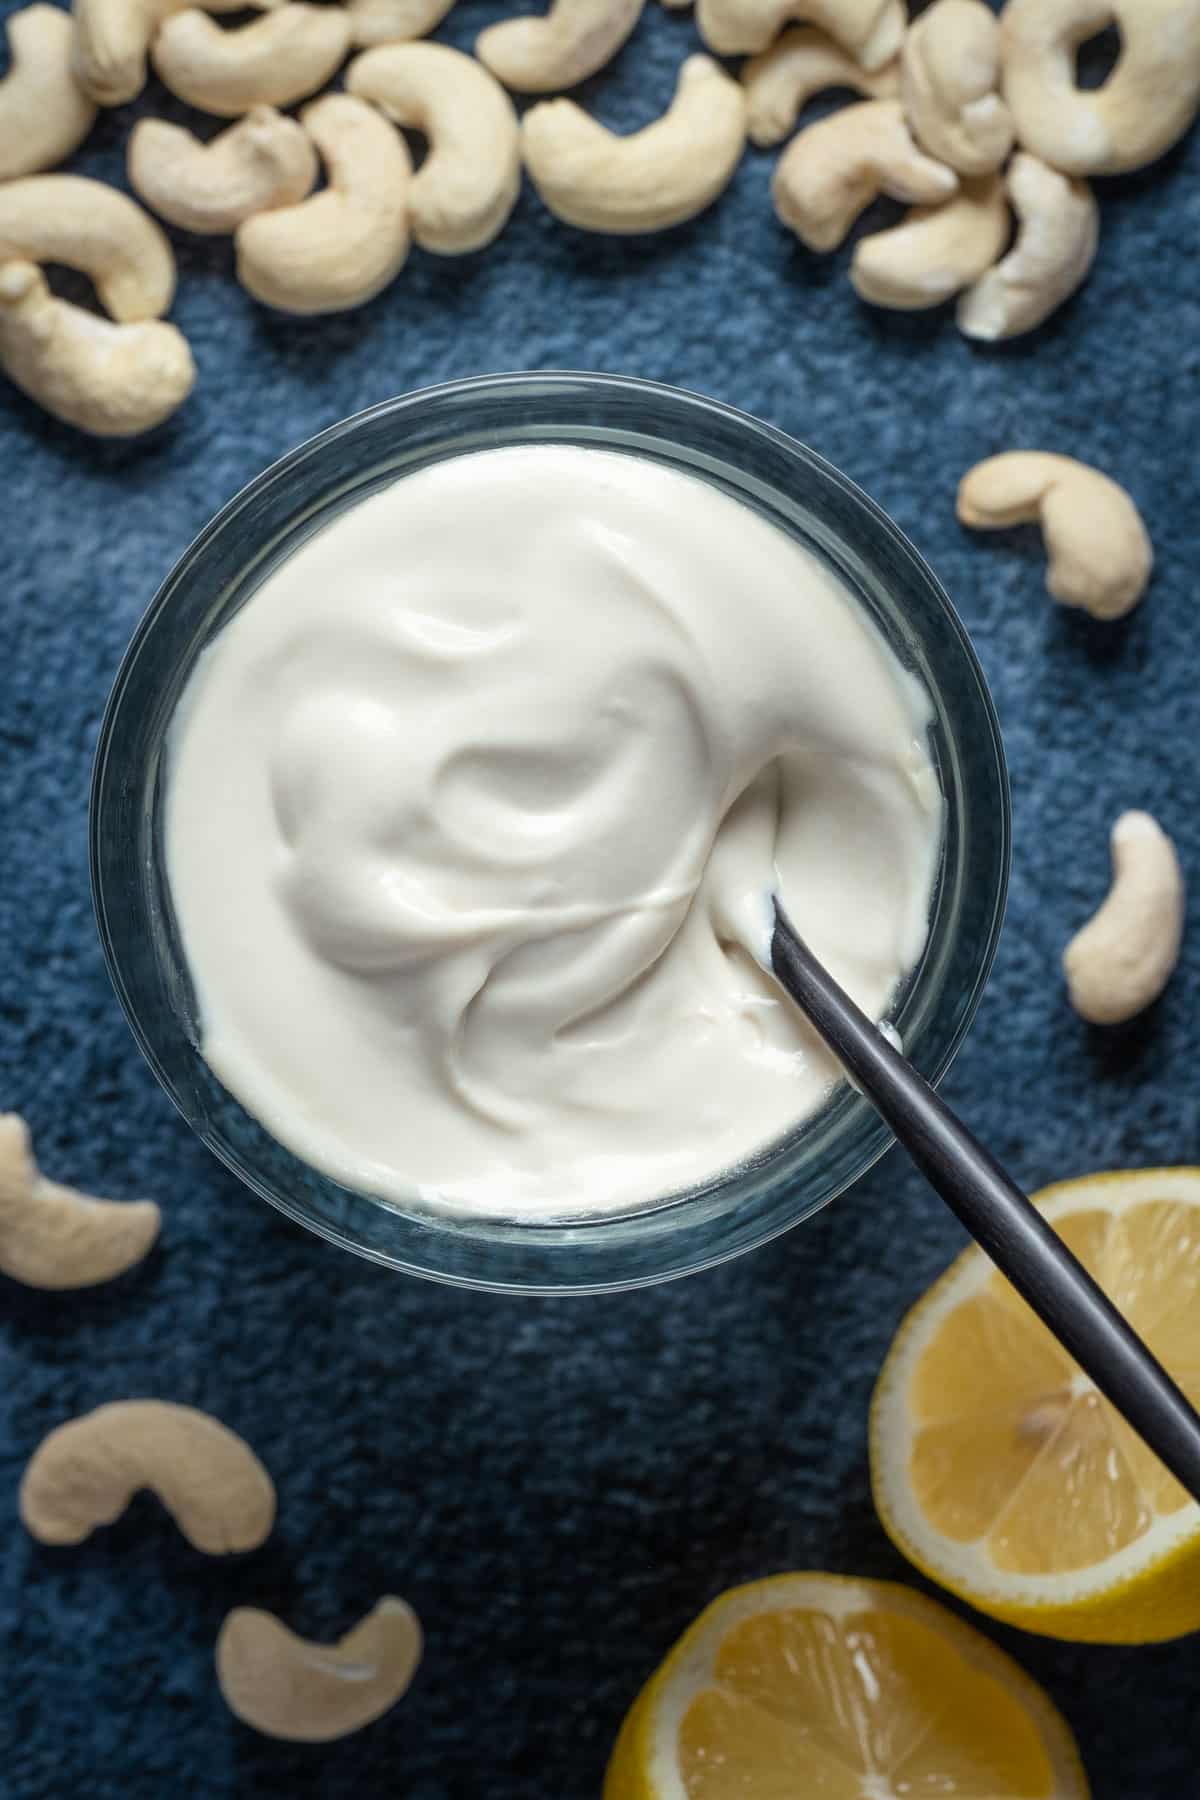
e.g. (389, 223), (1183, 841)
(4, 1), (1200, 1792)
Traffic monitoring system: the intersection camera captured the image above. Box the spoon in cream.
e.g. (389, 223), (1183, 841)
(766, 895), (1200, 1502)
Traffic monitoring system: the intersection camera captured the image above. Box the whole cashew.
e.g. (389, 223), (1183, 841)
(0, 176), (175, 321)
(0, 264), (194, 436)
(0, 1113), (161, 1284)
(851, 172), (1009, 308)
(742, 26), (899, 149)
(1063, 813), (1185, 1024)
(235, 93), (410, 314)
(771, 99), (958, 254)
(522, 54), (745, 233)
(20, 1401), (276, 1552)
(216, 1599), (423, 1741)
(476, 0), (644, 94)
(346, 0), (456, 47)
(900, 0), (1013, 176)
(346, 44), (520, 253)
(697, 0), (904, 66)
(1002, 0), (1200, 177)
(0, 6), (97, 180)
(152, 5), (352, 117)
(957, 451), (1153, 620)
(72, 0), (282, 106)
(129, 109), (318, 235)
(958, 152), (1098, 341)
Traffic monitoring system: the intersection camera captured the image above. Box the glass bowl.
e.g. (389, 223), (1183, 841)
(91, 372), (1010, 1295)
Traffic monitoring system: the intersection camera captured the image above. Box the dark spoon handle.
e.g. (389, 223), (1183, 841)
(771, 902), (1200, 1502)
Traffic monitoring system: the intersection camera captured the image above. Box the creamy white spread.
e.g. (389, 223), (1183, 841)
(165, 445), (942, 1214)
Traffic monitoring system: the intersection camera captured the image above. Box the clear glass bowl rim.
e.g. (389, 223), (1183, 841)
(91, 371), (1011, 1296)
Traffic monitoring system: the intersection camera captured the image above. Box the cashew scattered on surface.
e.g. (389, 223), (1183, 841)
(0, 1113), (161, 1285)
(957, 451), (1153, 621)
(236, 93), (410, 314)
(152, 5), (351, 117)
(1063, 814), (1185, 1025)
(1001, 0), (1200, 177)
(72, 0), (281, 106)
(771, 99), (958, 253)
(0, 264), (194, 436)
(522, 54), (745, 234)
(347, 44), (519, 253)
(476, 0), (643, 94)
(851, 172), (1009, 308)
(742, 26), (899, 149)
(697, 0), (904, 65)
(20, 1401), (276, 1551)
(346, 0), (455, 47)
(0, 176), (175, 321)
(128, 109), (318, 235)
(0, 6), (98, 181)
(900, 0), (1013, 175)
(216, 1599), (423, 1741)
(958, 152), (1098, 341)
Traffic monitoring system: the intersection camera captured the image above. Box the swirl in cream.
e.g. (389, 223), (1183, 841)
(165, 446), (942, 1212)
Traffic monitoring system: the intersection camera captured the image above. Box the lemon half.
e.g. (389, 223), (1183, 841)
(871, 1169), (1200, 1643)
(603, 1572), (1088, 1799)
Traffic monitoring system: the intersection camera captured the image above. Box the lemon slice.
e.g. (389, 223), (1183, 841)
(603, 1572), (1088, 1799)
(872, 1168), (1200, 1644)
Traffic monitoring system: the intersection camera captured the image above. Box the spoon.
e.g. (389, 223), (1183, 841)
(769, 897), (1200, 1502)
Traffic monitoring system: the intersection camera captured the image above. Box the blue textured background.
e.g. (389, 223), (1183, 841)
(3, 1), (1200, 1792)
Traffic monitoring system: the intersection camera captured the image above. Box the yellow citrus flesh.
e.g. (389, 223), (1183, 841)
(603, 1573), (1088, 1800)
(871, 1169), (1200, 1643)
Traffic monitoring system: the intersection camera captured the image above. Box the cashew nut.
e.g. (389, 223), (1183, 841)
(1063, 813), (1185, 1024)
(235, 93), (410, 314)
(522, 54), (745, 234)
(346, 0), (455, 47)
(957, 451), (1153, 620)
(1001, 0), (1200, 177)
(151, 5), (351, 117)
(851, 172), (1009, 307)
(216, 1599), (422, 1741)
(697, 0), (904, 65)
(900, 0), (1013, 175)
(0, 6), (97, 181)
(476, 0), (644, 95)
(72, 0), (281, 106)
(0, 175), (175, 321)
(128, 109), (318, 235)
(742, 26), (899, 150)
(346, 44), (519, 253)
(0, 264), (193, 436)
(20, 1401), (275, 1551)
(771, 99), (958, 253)
(0, 1113), (160, 1285)
(958, 151), (1098, 341)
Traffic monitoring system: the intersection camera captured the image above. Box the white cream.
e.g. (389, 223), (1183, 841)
(165, 445), (942, 1215)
